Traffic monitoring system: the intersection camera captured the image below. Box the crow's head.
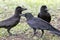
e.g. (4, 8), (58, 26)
(20, 13), (33, 20)
(15, 6), (27, 14)
(40, 5), (48, 11)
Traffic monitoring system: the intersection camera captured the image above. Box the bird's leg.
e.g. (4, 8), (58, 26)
(7, 28), (12, 36)
(33, 29), (36, 35)
(31, 28), (36, 37)
(7, 28), (18, 36)
(41, 30), (44, 37)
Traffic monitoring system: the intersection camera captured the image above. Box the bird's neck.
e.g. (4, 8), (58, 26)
(40, 10), (47, 13)
(26, 16), (33, 21)
(14, 12), (22, 18)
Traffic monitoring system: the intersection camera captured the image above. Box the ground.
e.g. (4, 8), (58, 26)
(0, 0), (60, 40)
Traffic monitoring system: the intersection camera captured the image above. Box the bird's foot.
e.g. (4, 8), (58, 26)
(34, 32), (43, 38)
(9, 33), (18, 36)
(40, 35), (43, 38)
(32, 32), (38, 37)
(52, 34), (55, 37)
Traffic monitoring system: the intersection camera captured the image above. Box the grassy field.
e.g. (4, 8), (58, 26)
(0, 0), (60, 40)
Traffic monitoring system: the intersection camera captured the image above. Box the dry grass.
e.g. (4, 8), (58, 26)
(0, 0), (60, 40)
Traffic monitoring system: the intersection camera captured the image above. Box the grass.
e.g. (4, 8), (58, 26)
(0, 0), (60, 40)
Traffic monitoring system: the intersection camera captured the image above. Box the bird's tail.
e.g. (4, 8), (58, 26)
(49, 27), (60, 36)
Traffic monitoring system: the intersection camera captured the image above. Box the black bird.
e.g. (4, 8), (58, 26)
(38, 5), (51, 23)
(0, 6), (27, 35)
(21, 13), (60, 37)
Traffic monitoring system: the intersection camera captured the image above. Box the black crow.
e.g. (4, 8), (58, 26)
(0, 6), (27, 35)
(21, 13), (60, 37)
(38, 5), (51, 23)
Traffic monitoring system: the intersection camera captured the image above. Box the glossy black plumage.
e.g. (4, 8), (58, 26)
(0, 6), (27, 35)
(38, 5), (51, 23)
(21, 13), (60, 37)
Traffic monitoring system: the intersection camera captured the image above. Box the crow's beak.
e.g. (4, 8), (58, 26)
(20, 14), (25, 16)
(22, 8), (27, 11)
(45, 8), (48, 11)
